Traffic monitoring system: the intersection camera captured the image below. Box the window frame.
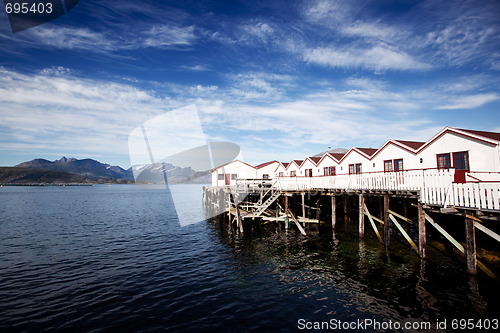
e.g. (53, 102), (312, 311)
(437, 153), (451, 169)
(394, 159), (403, 172)
(384, 160), (393, 173)
(355, 163), (362, 174)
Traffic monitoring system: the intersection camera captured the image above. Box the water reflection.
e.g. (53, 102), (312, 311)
(210, 215), (500, 328)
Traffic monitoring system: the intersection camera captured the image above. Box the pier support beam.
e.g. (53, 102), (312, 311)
(301, 192), (306, 218)
(285, 196), (289, 230)
(331, 195), (336, 230)
(316, 198), (320, 221)
(465, 215), (477, 275)
(418, 202), (426, 258)
(383, 194), (390, 247)
(343, 194), (348, 220)
(359, 194), (365, 238)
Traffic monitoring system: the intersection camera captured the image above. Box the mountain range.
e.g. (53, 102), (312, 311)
(0, 157), (211, 185)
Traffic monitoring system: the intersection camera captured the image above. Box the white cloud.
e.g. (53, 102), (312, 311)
(438, 93), (499, 110)
(8, 24), (196, 53)
(0, 67), (177, 166)
(304, 46), (431, 71)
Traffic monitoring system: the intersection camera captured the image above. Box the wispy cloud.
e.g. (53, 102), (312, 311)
(438, 93), (499, 110)
(304, 46), (431, 71)
(21, 24), (196, 52)
(0, 67), (176, 165)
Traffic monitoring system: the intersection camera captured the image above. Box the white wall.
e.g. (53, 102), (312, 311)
(286, 161), (302, 177)
(300, 158), (317, 177)
(212, 160), (257, 186)
(256, 162), (280, 178)
(417, 132), (500, 172)
(371, 143), (419, 171)
(338, 150), (370, 175)
(316, 155), (339, 176)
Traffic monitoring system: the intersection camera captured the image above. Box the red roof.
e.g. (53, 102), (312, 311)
(309, 157), (321, 164)
(293, 160), (303, 166)
(329, 153), (346, 160)
(255, 160), (278, 169)
(395, 140), (426, 150)
(356, 148), (377, 157)
(281, 162), (289, 168)
(456, 128), (500, 142)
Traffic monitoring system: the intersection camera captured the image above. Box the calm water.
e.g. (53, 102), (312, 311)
(0, 185), (498, 332)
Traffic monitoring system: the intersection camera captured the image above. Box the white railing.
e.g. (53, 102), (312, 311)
(273, 169), (500, 211)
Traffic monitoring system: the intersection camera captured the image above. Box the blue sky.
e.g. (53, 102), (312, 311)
(0, 0), (499, 168)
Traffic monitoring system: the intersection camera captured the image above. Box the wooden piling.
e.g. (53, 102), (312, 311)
(331, 195), (336, 230)
(343, 193), (348, 220)
(383, 194), (390, 246)
(465, 215), (477, 275)
(315, 198), (320, 221)
(418, 202), (426, 258)
(359, 194), (365, 238)
(235, 196), (243, 234)
(301, 192), (306, 218)
(285, 196), (289, 230)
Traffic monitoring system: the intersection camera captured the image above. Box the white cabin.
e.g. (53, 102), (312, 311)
(209, 127), (500, 211)
(211, 160), (256, 186)
(256, 161), (279, 180)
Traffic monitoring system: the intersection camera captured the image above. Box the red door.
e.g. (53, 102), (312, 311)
(453, 152), (469, 183)
(225, 174), (231, 185)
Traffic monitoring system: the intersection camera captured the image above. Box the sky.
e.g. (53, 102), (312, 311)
(0, 0), (499, 169)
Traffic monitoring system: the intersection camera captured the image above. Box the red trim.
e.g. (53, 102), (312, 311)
(212, 159), (256, 172)
(417, 127), (498, 153)
(255, 160), (279, 169)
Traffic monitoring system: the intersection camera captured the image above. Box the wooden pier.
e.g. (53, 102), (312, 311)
(203, 184), (500, 278)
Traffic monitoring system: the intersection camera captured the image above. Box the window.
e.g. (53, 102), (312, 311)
(278, 172), (284, 177)
(305, 169), (312, 177)
(263, 174), (269, 179)
(453, 152), (469, 171)
(218, 174), (224, 180)
(356, 163), (362, 174)
(384, 160), (393, 172)
(385, 159), (403, 172)
(394, 159), (403, 172)
(349, 164), (362, 174)
(231, 174), (237, 180)
(290, 170), (296, 177)
(437, 153), (451, 169)
(324, 166), (336, 176)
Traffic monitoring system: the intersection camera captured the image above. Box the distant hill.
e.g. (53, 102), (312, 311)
(0, 167), (92, 184)
(312, 148), (349, 158)
(15, 157), (133, 180)
(7, 157), (211, 185)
